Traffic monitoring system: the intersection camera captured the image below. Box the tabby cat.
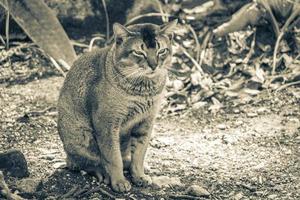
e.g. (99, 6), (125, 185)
(57, 20), (177, 192)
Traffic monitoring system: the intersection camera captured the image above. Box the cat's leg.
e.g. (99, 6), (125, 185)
(92, 117), (131, 193)
(58, 110), (106, 182)
(130, 120), (153, 187)
(121, 135), (132, 170)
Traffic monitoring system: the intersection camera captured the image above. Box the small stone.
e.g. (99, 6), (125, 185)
(257, 107), (267, 114)
(235, 120), (244, 126)
(233, 192), (244, 200)
(80, 170), (87, 176)
(267, 194), (277, 199)
(173, 80), (184, 91)
(233, 109), (240, 114)
(151, 176), (182, 189)
(186, 185), (210, 197)
(247, 112), (258, 118)
(216, 124), (227, 130)
(17, 178), (41, 193)
(53, 162), (66, 169)
(192, 101), (207, 110)
(0, 149), (29, 178)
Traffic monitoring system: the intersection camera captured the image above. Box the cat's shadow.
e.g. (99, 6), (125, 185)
(34, 169), (156, 199)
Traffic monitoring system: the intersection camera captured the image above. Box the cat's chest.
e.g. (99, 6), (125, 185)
(120, 98), (155, 132)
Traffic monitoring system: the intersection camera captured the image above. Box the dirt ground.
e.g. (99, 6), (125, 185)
(0, 76), (299, 200)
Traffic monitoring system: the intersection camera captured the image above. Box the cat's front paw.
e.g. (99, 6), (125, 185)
(132, 174), (152, 187)
(111, 178), (131, 193)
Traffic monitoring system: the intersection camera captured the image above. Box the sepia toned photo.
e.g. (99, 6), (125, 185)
(0, 0), (299, 199)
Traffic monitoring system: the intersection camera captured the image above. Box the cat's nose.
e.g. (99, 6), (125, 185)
(147, 57), (158, 71)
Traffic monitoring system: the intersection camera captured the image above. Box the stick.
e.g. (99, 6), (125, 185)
(5, 0), (10, 50)
(155, 0), (167, 22)
(49, 57), (66, 77)
(0, 171), (24, 200)
(177, 44), (204, 75)
(276, 80), (300, 91)
(198, 31), (212, 71)
(169, 194), (202, 200)
(186, 25), (200, 62)
(89, 37), (105, 51)
(59, 186), (79, 199)
(78, 186), (116, 199)
(125, 13), (171, 26)
(272, 5), (300, 75)
(243, 29), (256, 64)
(101, 0), (110, 42)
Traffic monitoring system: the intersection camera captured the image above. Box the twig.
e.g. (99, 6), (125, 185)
(101, 0), (110, 42)
(243, 28), (256, 64)
(155, 0), (167, 22)
(186, 25), (200, 62)
(58, 59), (71, 71)
(49, 57), (66, 77)
(78, 186), (116, 199)
(5, 0), (10, 50)
(169, 194), (202, 199)
(59, 185), (79, 199)
(259, 0), (280, 37)
(125, 13), (171, 26)
(276, 80), (300, 91)
(89, 37), (105, 51)
(272, 6), (300, 75)
(198, 31), (212, 71)
(70, 40), (89, 48)
(272, 31), (284, 75)
(73, 185), (89, 197)
(274, 135), (283, 152)
(0, 35), (5, 46)
(177, 44), (204, 75)
(0, 171), (24, 200)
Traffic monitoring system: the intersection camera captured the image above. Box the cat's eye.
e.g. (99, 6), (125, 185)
(158, 48), (168, 56)
(132, 50), (146, 58)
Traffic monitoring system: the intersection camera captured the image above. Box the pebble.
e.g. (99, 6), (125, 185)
(233, 192), (244, 200)
(151, 176), (183, 189)
(0, 149), (29, 178)
(53, 162), (66, 169)
(216, 124), (227, 130)
(235, 120), (244, 126)
(192, 101), (207, 110)
(267, 194), (278, 199)
(17, 178), (40, 193)
(186, 185), (210, 197)
(247, 112), (258, 118)
(257, 107), (268, 114)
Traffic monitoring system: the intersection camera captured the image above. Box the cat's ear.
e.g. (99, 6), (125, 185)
(159, 19), (178, 39)
(113, 23), (132, 45)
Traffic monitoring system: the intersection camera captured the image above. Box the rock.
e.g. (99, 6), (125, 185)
(53, 161), (66, 169)
(257, 107), (267, 114)
(235, 120), (244, 126)
(186, 185), (210, 197)
(216, 124), (227, 130)
(233, 192), (244, 200)
(173, 80), (185, 91)
(0, 149), (29, 178)
(247, 112), (258, 118)
(267, 194), (278, 199)
(192, 101), (207, 110)
(16, 178), (41, 193)
(151, 176), (182, 189)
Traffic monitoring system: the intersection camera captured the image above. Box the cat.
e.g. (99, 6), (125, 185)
(57, 20), (177, 192)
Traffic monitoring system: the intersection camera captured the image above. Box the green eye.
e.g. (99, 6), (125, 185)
(158, 48), (168, 55)
(132, 50), (146, 58)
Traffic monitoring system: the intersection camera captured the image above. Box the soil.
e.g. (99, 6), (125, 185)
(0, 76), (299, 200)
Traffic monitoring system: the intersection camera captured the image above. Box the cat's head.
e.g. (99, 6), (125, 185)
(111, 20), (177, 94)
